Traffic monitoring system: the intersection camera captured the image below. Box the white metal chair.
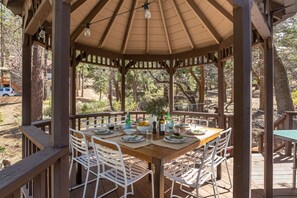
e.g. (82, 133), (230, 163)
(85, 117), (108, 130)
(185, 118), (209, 127)
(69, 128), (98, 198)
(92, 136), (154, 198)
(213, 128), (232, 189)
(164, 137), (220, 198)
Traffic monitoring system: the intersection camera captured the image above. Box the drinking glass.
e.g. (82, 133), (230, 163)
(146, 129), (152, 143)
(173, 128), (180, 136)
(108, 123), (115, 132)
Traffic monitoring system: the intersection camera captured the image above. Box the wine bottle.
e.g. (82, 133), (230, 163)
(125, 112), (131, 129)
(159, 114), (165, 135)
(166, 111), (171, 132)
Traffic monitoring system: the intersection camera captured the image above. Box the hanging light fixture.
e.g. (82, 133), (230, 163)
(84, 23), (91, 37)
(143, 3), (151, 19)
(38, 26), (46, 40)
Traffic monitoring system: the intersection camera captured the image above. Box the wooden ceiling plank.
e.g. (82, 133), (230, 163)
(121, 0), (138, 54)
(208, 0), (233, 22)
(70, 0), (109, 42)
(158, 0), (172, 54)
(146, 18), (149, 53)
(186, 0), (221, 44)
(24, 0), (52, 35)
(71, 0), (87, 13)
(171, 0), (195, 49)
(98, 0), (125, 48)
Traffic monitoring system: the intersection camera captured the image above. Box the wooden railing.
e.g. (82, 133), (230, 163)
(0, 125), (68, 198)
(258, 111), (297, 154)
(0, 110), (233, 197)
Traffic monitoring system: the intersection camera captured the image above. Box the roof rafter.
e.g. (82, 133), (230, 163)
(186, 0), (221, 44)
(70, 0), (109, 41)
(171, 0), (195, 49)
(121, 0), (138, 54)
(71, 0), (87, 13)
(207, 0), (233, 23)
(146, 18), (150, 53)
(98, 0), (125, 48)
(158, 0), (172, 54)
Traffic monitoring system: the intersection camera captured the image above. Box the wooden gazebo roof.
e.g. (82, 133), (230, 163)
(4, 0), (297, 68)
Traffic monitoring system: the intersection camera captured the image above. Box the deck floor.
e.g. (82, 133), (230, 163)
(70, 153), (297, 198)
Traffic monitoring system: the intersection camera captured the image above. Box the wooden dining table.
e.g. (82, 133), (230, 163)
(84, 127), (223, 198)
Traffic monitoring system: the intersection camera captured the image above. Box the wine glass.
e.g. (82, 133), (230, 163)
(108, 123), (115, 132)
(173, 128), (180, 136)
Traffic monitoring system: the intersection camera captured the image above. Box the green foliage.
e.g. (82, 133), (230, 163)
(0, 146), (6, 153)
(43, 99), (52, 118)
(142, 97), (168, 116)
(76, 100), (109, 114)
(0, 111), (3, 124)
(291, 90), (297, 105)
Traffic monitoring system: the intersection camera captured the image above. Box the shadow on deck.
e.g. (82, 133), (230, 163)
(70, 153), (297, 198)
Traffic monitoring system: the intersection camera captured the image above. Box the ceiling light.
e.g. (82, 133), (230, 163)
(143, 3), (151, 19)
(84, 23), (91, 37)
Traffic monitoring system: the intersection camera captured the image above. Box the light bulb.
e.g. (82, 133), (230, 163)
(143, 3), (151, 19)
(84, 23), (91, 37)
(145, 9), (151, 19)
(39, 28), (45, 39)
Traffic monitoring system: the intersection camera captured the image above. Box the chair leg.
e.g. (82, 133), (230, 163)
(69, 159), (74, 178)
(211, 174), (220, 198)
(123, 187), (128, 198)
(224, 159), (232, 189)
(94, 175), (100, 198)
(170, 180), (175, 198)
(82, 168), (90, 198)
(151, 172), (155, 198)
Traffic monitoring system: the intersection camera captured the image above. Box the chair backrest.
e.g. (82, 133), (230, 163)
(69, 128), (89, 156)
(91, 136), (127, 183)
(111, 116), (126, 125)
(196, 136), (219, 185)
(185, 118), (208, 127)
(216, 128), (232, 156)
(171, 116), (181, 124)
(85, 117), (108, 130)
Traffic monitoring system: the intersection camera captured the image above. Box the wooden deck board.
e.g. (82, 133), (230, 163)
(70, 153), (297, 197)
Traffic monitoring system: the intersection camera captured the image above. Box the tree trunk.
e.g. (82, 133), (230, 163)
(81, 66), (84, 97)
(131, 71), (138, 103)
(274, 46), (294, 114)
(108, 70), (114, 111)
(198, 65), (205, 111)
(113, 73), (120, 101)
(31, 44), (44, 121)
(43, 50), (48, 100)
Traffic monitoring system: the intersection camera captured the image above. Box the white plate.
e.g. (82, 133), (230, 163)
(175, 124), (190, 128)
(93, 128), (113, 135)
(187, 129), (207, 135)
(163, 135), (188, 144)
(124, 129), (137, 135)
(121, 135), (144, 143)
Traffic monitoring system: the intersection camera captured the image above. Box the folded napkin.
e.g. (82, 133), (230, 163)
(122, 135), (143, 142)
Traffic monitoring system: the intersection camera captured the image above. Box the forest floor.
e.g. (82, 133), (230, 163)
(0, 88), (278, 168)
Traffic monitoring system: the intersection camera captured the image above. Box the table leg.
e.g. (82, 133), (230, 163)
(152, 158), (164, 198)
(148, 162), (152, 181)
(217, 164), (222, 180)
(293, 143), (296, 188)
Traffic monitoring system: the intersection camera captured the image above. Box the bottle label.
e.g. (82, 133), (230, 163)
(160, 124), (165, 131)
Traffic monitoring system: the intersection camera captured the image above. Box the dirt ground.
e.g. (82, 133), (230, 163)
(0, 96), (22, 168)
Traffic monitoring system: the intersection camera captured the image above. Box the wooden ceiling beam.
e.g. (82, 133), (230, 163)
(208, 0), (233, 23)
(70, 0), (109, 41)
(171, 0), (195, 49)
(71, 0), (87, 13)
(24, 0), (52, 35)
(251, 1), (271, 39)
(98, 0), (124, 48)
(186, 0), (221, 44)
(158, 0), (172, 54)
(121, 0), (138, 54)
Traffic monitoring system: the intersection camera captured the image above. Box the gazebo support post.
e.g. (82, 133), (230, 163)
(22, 34), (32, 126)
(217, 52), (225, 180)
(233, 0), (252, 197)
(121, 63), (127, 112)
(168, 66), (175, 114)
(264, 38), (273, 198)
(70, 47), (77, 129)
(51, 1), (71, 197)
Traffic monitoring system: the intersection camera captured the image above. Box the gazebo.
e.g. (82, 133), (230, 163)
(1, 0), (297, 197)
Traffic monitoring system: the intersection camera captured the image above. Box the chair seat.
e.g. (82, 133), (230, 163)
(213, 155), (225, 167)
(99, 162), (151, 186)
(73, 152), (98, 168)
(165, 162), (212, 188)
